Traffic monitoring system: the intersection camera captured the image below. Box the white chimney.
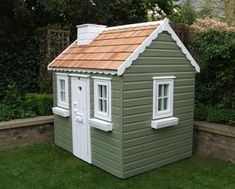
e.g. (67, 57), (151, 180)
(76, 24), (106, 45)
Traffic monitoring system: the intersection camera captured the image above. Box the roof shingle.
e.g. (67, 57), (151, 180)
(48, 24), (159, 71)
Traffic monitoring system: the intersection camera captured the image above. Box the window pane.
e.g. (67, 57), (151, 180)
(60, 79), (65, 90)
(103, 99), (107, 113)
(60, 91), (65, 102)
(158, 85), (162, 97)
(103, 85), (107, 98)
(164, 84), (168, 96)
(96, 83), (109, 114)
(158, 99), (162, 111)
(98, 84), (107, 98)
(164, 98), (168, 110)
(98, 85), (102, 97)
(98, 99), (103, 111)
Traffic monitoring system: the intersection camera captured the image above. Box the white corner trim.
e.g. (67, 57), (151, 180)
(89, 118), (113, 132)
(92, 76), (112, 80)
(69, 73), (90, 78)
(117, 18), (200, 75)
(52, 107), (70, 117)
(151, 117), (179, 129)
(152, 76), (176, 80)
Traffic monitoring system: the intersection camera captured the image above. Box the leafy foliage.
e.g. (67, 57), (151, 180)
(170, 3), (197, 24)
(0, 0), (174, 100)
(195, 104), (235, 126)
(26, 93), (53, 116)
(0, 84), (52, 121)
(190, 29), (235, 108)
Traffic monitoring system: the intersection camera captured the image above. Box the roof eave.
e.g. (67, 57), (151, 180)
(48, 67), (118, 75)
(117, 18), (200, 75)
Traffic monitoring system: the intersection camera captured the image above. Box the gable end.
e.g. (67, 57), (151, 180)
(117, 18), (200, 75)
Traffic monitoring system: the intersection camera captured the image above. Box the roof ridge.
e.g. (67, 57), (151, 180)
(105, 20), (164, 31)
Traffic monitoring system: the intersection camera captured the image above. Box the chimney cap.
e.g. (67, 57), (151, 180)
(76, 23), (107, 45)
(76, 24), (107, 28)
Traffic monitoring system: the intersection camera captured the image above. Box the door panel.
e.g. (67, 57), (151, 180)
(71, 76), (91, 163)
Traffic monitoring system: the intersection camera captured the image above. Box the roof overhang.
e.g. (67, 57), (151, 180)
(47, 67), (117, 75)
(48, 18), (200, 75)
(116, 18), (200, 75)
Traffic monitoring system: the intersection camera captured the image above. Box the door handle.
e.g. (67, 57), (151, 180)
(73, 102), (77, 113)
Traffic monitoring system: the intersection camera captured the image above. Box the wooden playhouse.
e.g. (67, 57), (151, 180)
(48, 18), (200, 178)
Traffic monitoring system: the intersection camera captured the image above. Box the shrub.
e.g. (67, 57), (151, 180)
(190, 29), (235, 108)
(0, 84), (52, 121)
(0, 84), (36, 121)
(171, 3), (197, 25)
(25, 93), (53, 116)
(195, 105), (235, 126)
(0, 104), (12, 121)
(194, 104), (208, 121)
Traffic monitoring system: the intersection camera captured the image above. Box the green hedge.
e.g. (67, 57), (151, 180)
(190, 29), (235, 108)
(25, 93), (53, 116)
(195, 104), (235, 126)
(0, 92), (53, 122)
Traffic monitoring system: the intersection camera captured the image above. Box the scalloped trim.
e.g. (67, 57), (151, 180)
(48, 67), (117, 75)
(117, 18), (200, 75)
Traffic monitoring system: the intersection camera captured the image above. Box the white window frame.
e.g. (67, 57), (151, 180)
(153, 76), (175, 119)
(93, 77), (111, 122)
(56, 73), (69, 109)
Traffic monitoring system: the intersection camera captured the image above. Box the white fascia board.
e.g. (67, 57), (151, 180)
(105, 20), (164, 31)
(117, 18), (200, 75)
(162, 19), (200, 73)
(48, 67), (117, 75)
(69, 73), (90, 78)
(91, 76), (112, 80)
(153, 76), (176, 79)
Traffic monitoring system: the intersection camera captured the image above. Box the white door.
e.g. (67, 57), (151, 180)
(71, 76), (91, 163)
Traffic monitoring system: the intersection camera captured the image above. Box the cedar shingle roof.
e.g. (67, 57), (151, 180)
(48, 25), (159, 70)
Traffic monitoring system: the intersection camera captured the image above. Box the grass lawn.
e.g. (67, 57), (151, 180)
(0, 144), (234, 189)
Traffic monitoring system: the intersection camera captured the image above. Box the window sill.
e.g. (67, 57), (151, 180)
(89, 118), (112, 132)
(151, 117), (179, 129)
(52, 107), (70, 117)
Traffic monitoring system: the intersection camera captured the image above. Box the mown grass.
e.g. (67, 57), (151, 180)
(0, 144), (234, 189)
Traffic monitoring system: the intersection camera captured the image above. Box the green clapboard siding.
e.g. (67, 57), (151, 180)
(89, 75), (123, 178)
(53, 74), (73, 153)
(121, 31), (196, 178)
(52, 31), (196, 179)
(53, 73), (123, 178)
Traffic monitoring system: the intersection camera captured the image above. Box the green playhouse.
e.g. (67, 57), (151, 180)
(48, 18), (200, 178)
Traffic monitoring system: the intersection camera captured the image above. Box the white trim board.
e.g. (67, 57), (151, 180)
(105, 20), (164, 31)
(48, 67), (117, 75)
(117, 18), (200, 75)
